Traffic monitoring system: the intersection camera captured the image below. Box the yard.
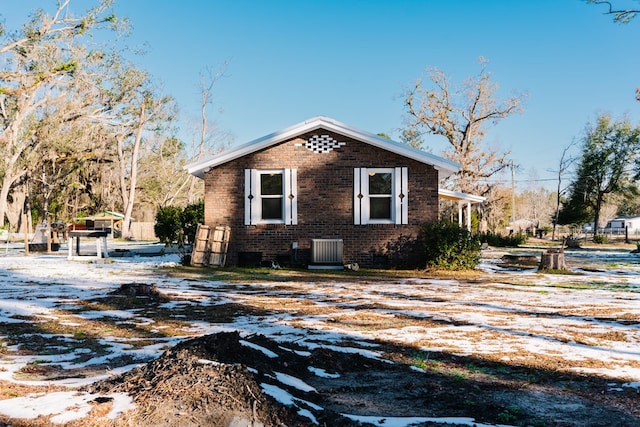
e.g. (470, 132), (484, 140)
(0, 243), (637, 426)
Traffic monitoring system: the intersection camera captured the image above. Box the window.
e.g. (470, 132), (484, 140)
(260, 173), (283, 220)
(368, 170), (392, 220)
(354, 167), (408, 225)
(245, 169), (297, 225)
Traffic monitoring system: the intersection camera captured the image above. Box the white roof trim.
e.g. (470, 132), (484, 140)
(186, 116), (460, 178)
(438, 188), (486, 204)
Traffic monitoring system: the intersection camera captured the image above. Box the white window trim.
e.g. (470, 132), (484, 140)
(354, 167), (408, 225)
(366, 167), (394, 225)
(245, 169), (297, 225)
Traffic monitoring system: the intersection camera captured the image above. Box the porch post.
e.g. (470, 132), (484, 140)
(466, 201), (471, 231)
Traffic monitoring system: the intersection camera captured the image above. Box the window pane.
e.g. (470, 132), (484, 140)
(262, 198), (283, 220)
(261, 173), (283, 195)
(370, 197), (391, 219)
(369, 173), (392, 195)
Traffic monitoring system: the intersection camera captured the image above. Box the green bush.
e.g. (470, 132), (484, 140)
(478, 231), (527, 247)
(536, 226), (553, 238)
(420, 220), (481, 270)
(155, 200), (205, 246)
(181, 200), (204, 245)
(154, 206), (183, 245)
(374, 234), (425, 269)
(592, 234), (608, 244)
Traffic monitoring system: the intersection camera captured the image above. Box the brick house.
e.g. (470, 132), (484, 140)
(186, 116), (480, 268)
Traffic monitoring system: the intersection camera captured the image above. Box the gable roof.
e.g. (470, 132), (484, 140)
(186, 116), (460, 179)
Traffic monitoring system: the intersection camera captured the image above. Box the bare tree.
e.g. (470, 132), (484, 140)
(0, 0), (123, 228)
(481, 184), (512, 232)
(404, 58), (524, 230)
(514, 170), (557, 236)
(404, 58), (524, 195)
(186, 64), (230, 203)
(138, 136), (190, 207)
(584, 1), (640, 100)
(107, 69), (175, 238)
(585, 0), (640, 23)
(552, 143), (577, 241)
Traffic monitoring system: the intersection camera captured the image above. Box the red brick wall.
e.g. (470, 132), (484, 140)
(203, 130), (440, 267)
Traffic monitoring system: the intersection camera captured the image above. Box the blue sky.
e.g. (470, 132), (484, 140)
(4, 1), (640, 189)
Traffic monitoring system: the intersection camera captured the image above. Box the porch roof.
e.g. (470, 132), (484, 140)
(438, 188), (486, 204)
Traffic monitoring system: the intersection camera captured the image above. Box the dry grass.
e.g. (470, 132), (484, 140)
(0, 246), (639, 425)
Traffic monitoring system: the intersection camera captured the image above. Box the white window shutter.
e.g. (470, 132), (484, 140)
(354, 168), (368, 225)
(360, 168), (370, 224)
(402, 167), (408, 224)
(284, 168), (298, 225)
(353, 168), (360, 224)
(251, 169), (260, 224)
(394, 167), (402, 224)
(244, 169), (252, 225)
(394, 167), (408, 224)
(244, 169), (260, 225)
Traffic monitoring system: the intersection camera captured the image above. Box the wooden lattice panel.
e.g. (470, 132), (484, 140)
(298, 134), (346, 153)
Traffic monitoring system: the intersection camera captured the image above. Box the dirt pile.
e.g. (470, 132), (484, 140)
(84, 331), (356, 426)
(82, 331), (640, 427)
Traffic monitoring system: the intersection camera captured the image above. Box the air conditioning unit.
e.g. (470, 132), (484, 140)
(310, 239), (343, 268)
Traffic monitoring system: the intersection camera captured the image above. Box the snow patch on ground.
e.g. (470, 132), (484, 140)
(0, 247), (637, 423)
(0, 391), (133, 424)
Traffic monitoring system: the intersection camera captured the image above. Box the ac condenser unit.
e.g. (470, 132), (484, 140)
(310, 239), (343, 268)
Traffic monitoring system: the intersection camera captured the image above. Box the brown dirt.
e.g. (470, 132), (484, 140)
(73, 331), (639, 427)
(0, 247), (640, 426)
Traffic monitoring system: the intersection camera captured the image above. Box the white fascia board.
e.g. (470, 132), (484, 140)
(438, 188), (486, 203)
(186, 116), (460, 178)
(185, 117), (328, 178)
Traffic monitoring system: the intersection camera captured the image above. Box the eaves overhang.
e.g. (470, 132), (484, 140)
(186, 116), (460, 179)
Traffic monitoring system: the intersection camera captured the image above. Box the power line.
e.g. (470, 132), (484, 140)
(480, 178), (558, 184)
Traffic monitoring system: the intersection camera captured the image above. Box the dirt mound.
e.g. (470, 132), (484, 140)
(110, 282), (165, 298)
(84, 332), (355, 426)
(83, 332), (640, 427)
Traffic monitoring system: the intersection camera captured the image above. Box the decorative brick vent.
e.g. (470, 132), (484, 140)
(296, 134), (346, 153)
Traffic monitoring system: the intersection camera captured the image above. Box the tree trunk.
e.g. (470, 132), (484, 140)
(592, 193), (604, 239)
(539, 249), (567, 271)
(186, 78), (211, 204)
(0, 170), (18, 228)
(553, 180), (561, 241)
(5, 189), (25, 231)
(116, 134), (129, 212)
(121, 105), (146, 239)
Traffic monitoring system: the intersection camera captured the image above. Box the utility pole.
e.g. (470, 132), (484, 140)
(511, 161), (515, 224)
